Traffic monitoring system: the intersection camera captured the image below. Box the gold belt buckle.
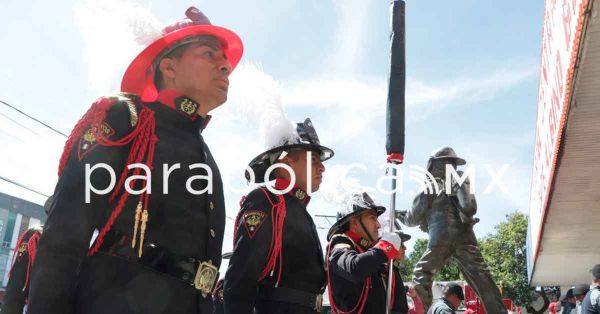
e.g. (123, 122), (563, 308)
(314, 294), (323, 312)
(194, 260), (219, 298)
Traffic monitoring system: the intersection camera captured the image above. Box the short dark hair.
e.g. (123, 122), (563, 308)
(592, 264), (600, 280)
(154, 35), (223, 91)
(443, 283), (464, 301)
(573, 284), (589, 297)
(566, 288), (574, 299)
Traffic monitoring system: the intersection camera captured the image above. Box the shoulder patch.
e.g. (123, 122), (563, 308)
(243, 210), (267, 239)
(17, 242), (28, 253)
(78, 122), (115, 160)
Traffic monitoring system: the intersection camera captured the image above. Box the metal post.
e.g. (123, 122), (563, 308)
(386, 164), (398, 314)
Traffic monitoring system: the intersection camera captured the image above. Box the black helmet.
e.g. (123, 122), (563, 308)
(427, 146), (465, 170)
(245, 118), (334, 183)
(327, 192), (385, 241)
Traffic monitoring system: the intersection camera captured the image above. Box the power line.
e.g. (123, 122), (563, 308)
(0, 175), (50, 198)
(0, 99), (68, 137)
(0, 111), (42, 136)
(315, 214), (336, 227)
(0, 128), (26, 144)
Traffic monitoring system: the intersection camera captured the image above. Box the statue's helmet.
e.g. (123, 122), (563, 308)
(427, 146), (465, 170)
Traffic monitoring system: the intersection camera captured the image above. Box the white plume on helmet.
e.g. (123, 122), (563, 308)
(316, 164), (375, 213)
(73, 0), (161, 95)
(225, 61), (300, 151)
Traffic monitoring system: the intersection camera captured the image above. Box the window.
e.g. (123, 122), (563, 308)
(2, 211), (17, 248)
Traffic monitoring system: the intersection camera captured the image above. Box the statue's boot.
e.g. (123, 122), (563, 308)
(415, 284), (433, 312)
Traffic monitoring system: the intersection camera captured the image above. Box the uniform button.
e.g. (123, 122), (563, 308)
(210, 229), (215, 237)
(210, 202), (214, 210)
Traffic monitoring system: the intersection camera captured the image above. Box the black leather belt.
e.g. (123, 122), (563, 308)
(258, 286), (323, 312)
(98, 238), (218, 297)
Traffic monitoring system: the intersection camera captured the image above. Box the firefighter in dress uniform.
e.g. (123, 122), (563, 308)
(27, 7), (243, 314)
(1, 226), (42, 314)
(224, 118), (333, 313)
(326, 192), (412, 314)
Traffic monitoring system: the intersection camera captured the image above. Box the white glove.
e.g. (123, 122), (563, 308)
(380, 232), (402, 251)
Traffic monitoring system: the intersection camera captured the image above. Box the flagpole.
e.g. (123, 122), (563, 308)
(384, 1), (406, 312)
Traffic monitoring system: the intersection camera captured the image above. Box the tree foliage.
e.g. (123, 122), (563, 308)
(479, 211), (532, 307)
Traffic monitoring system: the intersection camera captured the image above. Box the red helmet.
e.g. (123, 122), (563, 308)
(121, 7), (243, 102)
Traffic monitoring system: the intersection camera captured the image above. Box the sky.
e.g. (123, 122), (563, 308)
(0, 0), (544, 272)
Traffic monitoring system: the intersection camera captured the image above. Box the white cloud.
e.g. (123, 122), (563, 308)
(328, 0), (372, 74)
(407, 65), (537, 117)
(459, 133), (534, 213)
(277, 64), (538, 161)
(283, 76), (387, 110)
(74, 0), (162, 95)
(282, 65), (537, 116)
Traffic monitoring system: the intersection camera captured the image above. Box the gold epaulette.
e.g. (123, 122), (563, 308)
(115, 92), (140, 127)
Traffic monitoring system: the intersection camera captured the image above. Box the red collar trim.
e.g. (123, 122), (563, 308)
(345, 230), (373, 251)
(156, 90), (211, 129)
(345, 230), (363, 244)
(274, 178), (311, 205)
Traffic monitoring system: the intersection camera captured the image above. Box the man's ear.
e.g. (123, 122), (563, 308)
(158, 58), (177, 81)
